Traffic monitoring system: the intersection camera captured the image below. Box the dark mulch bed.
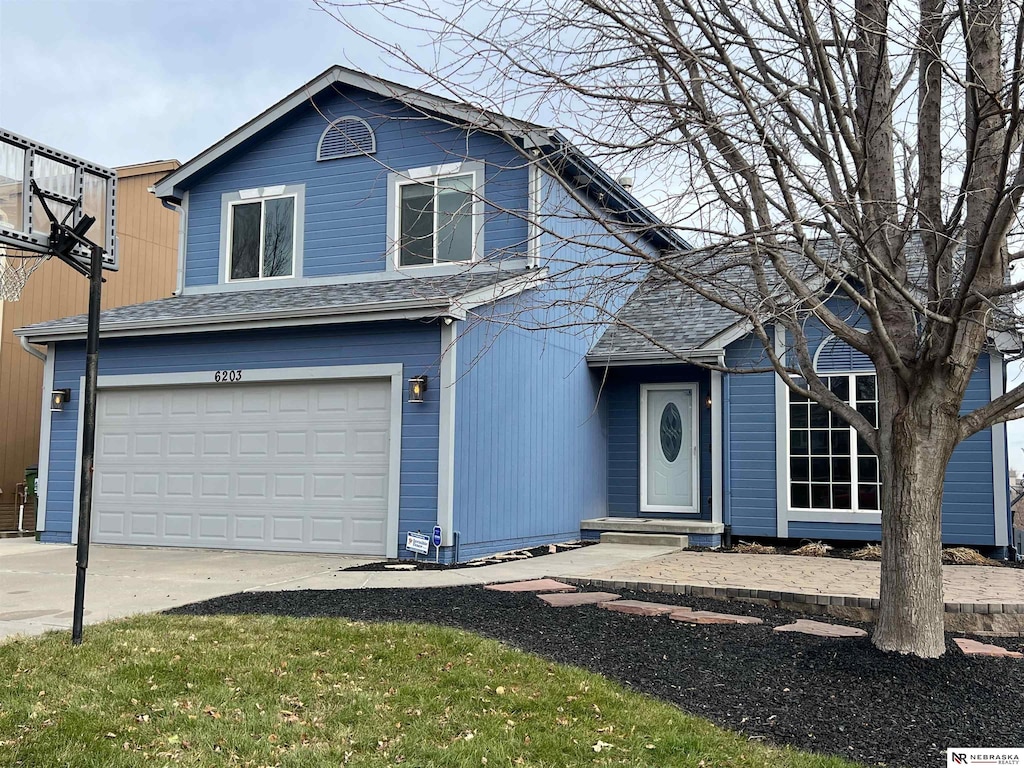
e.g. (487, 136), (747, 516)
(167, 586), (1024, 768)
(343, 540), (597, 571)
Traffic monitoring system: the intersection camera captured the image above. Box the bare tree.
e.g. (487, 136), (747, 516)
(320, 0), (1024, 658)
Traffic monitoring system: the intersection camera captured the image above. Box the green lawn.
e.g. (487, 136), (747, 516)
(1, 615), (859, 767)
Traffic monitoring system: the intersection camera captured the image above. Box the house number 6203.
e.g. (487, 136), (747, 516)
(214, 370), (243, 383)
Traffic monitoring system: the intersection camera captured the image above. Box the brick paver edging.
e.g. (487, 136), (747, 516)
(554, 576), (1024, 636)
(557, 576), (1024, 614)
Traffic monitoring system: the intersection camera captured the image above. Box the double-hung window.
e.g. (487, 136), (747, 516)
(228, 193), (297, 281)
(397, 172), (477, 266)
(788, 373), (881, 512)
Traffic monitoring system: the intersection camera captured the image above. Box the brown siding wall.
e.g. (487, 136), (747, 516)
(0, 161), (180, 530)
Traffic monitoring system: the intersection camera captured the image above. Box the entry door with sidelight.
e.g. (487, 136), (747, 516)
(640, 384), (699, 513)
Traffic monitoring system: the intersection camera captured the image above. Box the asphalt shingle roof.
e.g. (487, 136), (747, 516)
(17, 269), (530, 338)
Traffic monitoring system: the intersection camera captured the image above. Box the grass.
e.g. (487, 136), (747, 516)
(791, 541), (833, 557)
(733, 541), (777, 555)
(849, 544), (881, 561)
(942, 546), (999, 566)
(0, 615), (861, 768)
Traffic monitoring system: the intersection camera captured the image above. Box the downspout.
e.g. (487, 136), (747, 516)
(161, 194), (186, 296)
(19, 335), (46, 362)
(1004, 358), (1016, 561)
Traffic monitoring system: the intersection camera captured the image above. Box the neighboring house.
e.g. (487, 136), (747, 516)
(0, 160), (180, 531)
(15, 67), (1013, 560)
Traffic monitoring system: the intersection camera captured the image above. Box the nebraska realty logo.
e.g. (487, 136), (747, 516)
(949, 749), (1024, 766)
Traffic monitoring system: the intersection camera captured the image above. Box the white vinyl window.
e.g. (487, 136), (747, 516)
(397, 173), (477, 266)
(227, 194), (296, 281)
(787, 373), (881, 512)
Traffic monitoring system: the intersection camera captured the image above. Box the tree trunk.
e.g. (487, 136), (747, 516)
(872, 398), (956, 657)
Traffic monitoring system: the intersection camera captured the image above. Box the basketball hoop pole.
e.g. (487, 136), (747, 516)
(71, 243), (103, 646)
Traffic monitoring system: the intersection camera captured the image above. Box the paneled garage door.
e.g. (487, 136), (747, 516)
(91, 379), (392, 555)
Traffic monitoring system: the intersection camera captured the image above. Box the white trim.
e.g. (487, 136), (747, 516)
(455, 268), (548, 311)
(388, 164), (485, 270)
(991, 352), (1010, 547)
(70, 363), (405, 558)
(774, 324), (790, 537)
(527, 161), (541, 267)
(225, 190), (299, 283)
(436, 321), (458, 547)
(586, 349), (726, 367)
(711, 371), (723, 525)
(70, 374), (86, 544)
(640, 383), (700, 514)
(35, 345), (54, 532)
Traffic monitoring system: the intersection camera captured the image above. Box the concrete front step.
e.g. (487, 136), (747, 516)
(599, 532), (689, 547)
(582, 517), (724, 535)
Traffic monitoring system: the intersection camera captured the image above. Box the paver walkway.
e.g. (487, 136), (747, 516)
(576, 550), (1024, 607)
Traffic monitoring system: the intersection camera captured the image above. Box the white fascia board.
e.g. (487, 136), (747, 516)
(154, 66), (542, 201)
(585, 349), (726, 367)
(454, 268), (549, 312)
(36, 345), (54, 532)
(16, 299), (459, 343)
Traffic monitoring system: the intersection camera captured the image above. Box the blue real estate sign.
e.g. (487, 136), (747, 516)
(432, 526), (442, 548)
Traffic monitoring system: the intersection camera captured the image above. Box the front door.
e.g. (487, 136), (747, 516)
(640, 384), (699, 513)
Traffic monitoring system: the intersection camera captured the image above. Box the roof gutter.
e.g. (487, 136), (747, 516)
(19, 334), (47, 362)
(585, 349), (726, 367)
(15, 296), (458, 343)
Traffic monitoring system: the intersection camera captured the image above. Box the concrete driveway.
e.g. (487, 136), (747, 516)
(0, 538), (374, 641)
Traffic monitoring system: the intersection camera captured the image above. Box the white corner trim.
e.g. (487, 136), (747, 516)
(774, 324), (790, 538)
(527, 162), (541, 267)
(990, 352), (1010, 547)
(711, 370), (723, 525)
(35, 346), (55, 532)
(639, 383), (700, 514)
(70, 363), (405, 558)
(436, 321), (458, 547)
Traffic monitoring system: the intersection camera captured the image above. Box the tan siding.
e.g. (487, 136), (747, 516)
(0, 161), (180, 526)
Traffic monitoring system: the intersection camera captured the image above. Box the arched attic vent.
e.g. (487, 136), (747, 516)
(813, 335), (873, 373)
(317, 116), (376, 161)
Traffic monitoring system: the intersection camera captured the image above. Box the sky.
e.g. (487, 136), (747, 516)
(3, 0), (1023, 470)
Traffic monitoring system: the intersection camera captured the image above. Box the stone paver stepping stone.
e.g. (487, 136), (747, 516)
(538, 591), (620, 607)
(773, 619), (867, 638)
(485, 579), (576, 593)
(669, 609), (763, 625)
(598, 600), (686, 617)
(954, 638), (1023, 658)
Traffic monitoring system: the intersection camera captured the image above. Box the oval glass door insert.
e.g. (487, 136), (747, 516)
(660, 402), (683, 461)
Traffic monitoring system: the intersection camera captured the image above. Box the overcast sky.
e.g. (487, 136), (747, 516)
(3, 0), (1022, 469)
(0, 0), (410, 167)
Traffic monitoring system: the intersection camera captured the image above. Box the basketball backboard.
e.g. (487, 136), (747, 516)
(0, 129), (117, 270)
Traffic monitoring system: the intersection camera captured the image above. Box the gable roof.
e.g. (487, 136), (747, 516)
(152, 65), (687, 252)
(15, 270), (536, 342)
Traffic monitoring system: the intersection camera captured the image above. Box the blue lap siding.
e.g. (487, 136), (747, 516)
(724, 328), (1001, 545)
(39, 321), (442, 552)
(183, 87), (529, 286)
(604, 365), (712, 520)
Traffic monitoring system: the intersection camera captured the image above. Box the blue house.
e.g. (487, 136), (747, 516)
(17, 67), (1013, 561)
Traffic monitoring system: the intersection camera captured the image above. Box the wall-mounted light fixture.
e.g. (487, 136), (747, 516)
(705, 393), (713, 409)
(50, 388), (71, 412)
(408, 375), (428, 404)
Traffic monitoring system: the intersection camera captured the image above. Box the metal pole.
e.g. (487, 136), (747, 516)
(71, 245), (103, 645)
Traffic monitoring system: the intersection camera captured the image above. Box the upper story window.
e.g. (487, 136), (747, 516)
(788, 337), (880, 512)
(389, 162), (483, 269)
(317, 116), (376, 161)
(221, 184), (305, 283)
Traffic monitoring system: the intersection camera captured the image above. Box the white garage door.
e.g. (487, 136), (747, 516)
(91, 379), (392, 555)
